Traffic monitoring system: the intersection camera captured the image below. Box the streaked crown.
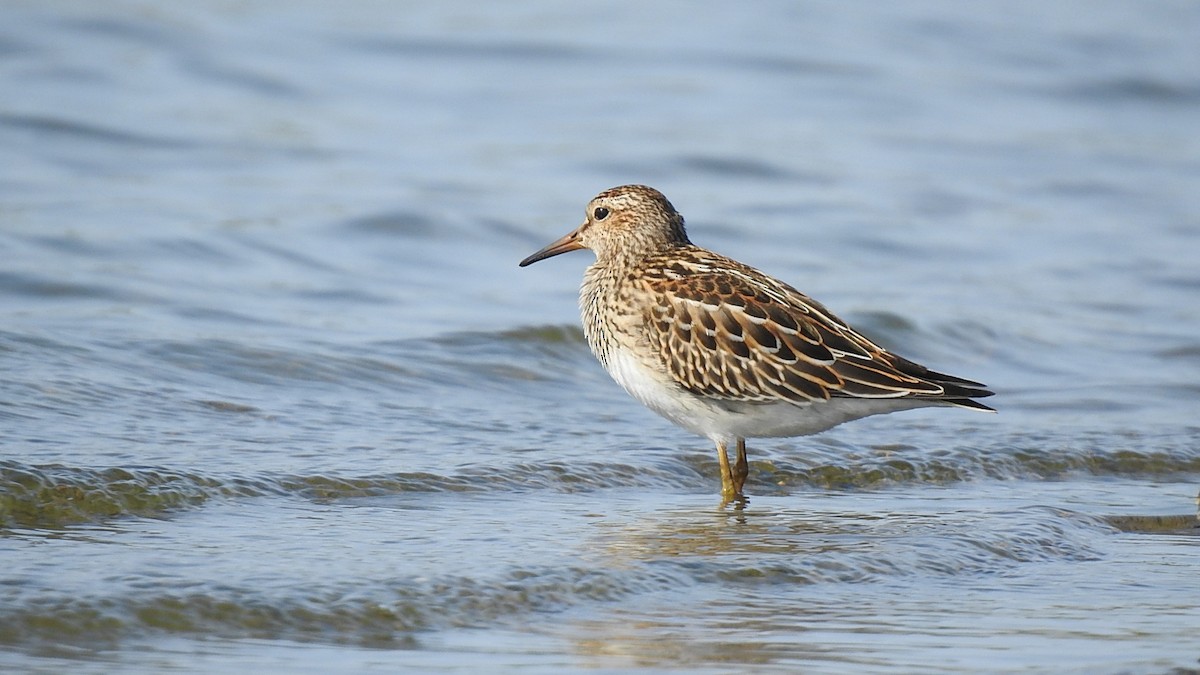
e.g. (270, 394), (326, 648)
(579, 185), (691, 263)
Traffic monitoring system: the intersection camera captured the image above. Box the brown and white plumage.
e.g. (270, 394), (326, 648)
(520, 184), (993, 502)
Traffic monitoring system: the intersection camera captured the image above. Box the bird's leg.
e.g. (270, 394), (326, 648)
(716, 439), (737, 504)
(732, 438), (749, 497)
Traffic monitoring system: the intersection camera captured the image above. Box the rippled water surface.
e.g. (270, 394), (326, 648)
(3, 1), (1199, 673)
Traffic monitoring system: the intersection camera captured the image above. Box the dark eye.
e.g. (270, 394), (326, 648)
(593, 207), (610, 220)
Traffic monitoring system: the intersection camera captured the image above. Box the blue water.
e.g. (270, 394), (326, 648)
(2, 1), (1199, 673)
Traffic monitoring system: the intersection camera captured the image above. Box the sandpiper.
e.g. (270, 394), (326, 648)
(519, 185), (993, 503)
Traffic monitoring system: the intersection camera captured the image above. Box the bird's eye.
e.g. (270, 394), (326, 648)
(593, 207), (610, 220)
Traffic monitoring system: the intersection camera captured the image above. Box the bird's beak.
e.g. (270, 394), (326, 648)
(518, 224), (586, 267)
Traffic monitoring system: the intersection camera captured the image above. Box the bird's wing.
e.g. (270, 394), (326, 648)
(639, 251), (992, 406)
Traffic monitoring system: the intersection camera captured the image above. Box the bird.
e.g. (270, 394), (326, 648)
(519, 185), (993, 504)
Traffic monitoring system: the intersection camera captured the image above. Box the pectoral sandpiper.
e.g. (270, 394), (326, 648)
(519, 185), (993, 504)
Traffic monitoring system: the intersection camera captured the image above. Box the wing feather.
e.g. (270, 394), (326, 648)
(638, 248), (994, 409)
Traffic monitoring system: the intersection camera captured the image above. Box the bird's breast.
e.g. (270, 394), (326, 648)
(580, 266), (642, 364)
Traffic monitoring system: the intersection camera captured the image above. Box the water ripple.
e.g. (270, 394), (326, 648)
(0, 502), (1121, 651)
(1057, 77), (1200, 104)
(0, 563), (689, 649)
(0, 112), (195, 149)
(5, 442), (1198, 529)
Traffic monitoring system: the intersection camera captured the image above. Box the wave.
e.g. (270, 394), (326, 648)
(0, 564), (686, 649)
(0, 505), (1114, 649)
(5, 439), (1198, 529)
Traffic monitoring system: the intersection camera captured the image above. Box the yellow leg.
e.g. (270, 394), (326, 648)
(716, 439), (736, 503)
(717, 438), (749, 505)
(733, 438), (748, 496)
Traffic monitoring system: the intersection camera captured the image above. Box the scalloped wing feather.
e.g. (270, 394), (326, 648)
(639, 249), (993, 409)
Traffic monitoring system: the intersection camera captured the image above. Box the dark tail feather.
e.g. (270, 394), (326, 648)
(894, 356), (995, 410)
(945, 397), (995, 412)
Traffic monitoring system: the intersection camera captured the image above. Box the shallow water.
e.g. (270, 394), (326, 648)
(2, 1), (1199, 673)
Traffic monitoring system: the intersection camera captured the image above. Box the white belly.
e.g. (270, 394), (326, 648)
(602, 348), (938, 443)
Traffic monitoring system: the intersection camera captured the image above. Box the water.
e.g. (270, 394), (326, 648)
(2, 0), (1198, 672)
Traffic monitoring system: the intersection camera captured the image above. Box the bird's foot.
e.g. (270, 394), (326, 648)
(719, 488), (748, 509)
